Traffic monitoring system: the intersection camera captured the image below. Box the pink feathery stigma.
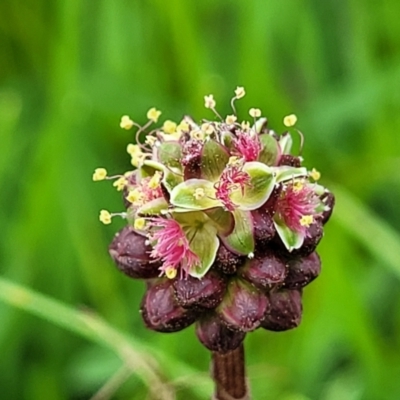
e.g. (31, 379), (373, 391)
(275, 181), (321, 235)
(233, 131), (262, 162)
(148, 217), (200, 278)
(215, 165), (251, 211)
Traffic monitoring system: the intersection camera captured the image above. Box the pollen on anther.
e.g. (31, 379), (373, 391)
(120, 115), (134, 130)
(134, 218), (146, 230)
(310, 168), (321, 181)
(147, 107), (162, 123)
(165, 266), (177, 279)
(300, 215), (314, 227)
(113, 177), (128, 191)
(235, 87), (246, 99)
(249, 108), (261, 118)
(99, 209), (112, 224)
(283, 114), (297, 127)
(127, 144), (141, 156)
(163, 120), (177, 134)
(93, 168), (107, 181)
(225, 115), (237, 125)
(204, 94), (216, 109)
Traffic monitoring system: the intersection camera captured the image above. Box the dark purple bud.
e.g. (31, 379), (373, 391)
(284, 252), (321, 289)
(196, 312), (246, 353)
(182, 140), (203, 180)
(173, 271), (227, 309)
(259, 185), (282, 216)
(140, 279), (198, 333)
(214, 243), (246, 275)
(251, 209), (276, 250)
(240, 253), (287, 290)
(292, 220), (324, 257)
(320, 191), (335, 224)
(261, 289), (302, 331)
(216, 278), (269, 332)
(109, 226), (161, 279)
(278, 154), (302, 167)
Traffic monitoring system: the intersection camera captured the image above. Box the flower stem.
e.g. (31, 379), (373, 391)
(211, 344), (249, 399)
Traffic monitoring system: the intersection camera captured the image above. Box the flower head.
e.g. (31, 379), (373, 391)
(275, 180), (321, 236)
(233, 131), (262, 162)
(148, 218), (200, 278)
(215, 164), (251, 211)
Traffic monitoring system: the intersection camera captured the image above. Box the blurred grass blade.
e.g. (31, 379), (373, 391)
(331, 183), (400, 279)
(0, 277), (175, 400)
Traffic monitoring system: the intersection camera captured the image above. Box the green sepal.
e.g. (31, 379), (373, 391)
(279, 132), (293, 154)
(220, 210), (254, 256)
(201, 140), (229, 182)
(162, 167), (183, 192)
(138, 160), (164, 180)
(157, 141), (182, 168)
(258, 133), (280, 166)
(230, 162), (276, 211)
(273, 216), (304, 252)
(173, 211), (219, 278)
(273, 166), (308, 183)
(170, 179), (221, 210)
(203, 207), (234, 236)
(136, 197), (169, 216)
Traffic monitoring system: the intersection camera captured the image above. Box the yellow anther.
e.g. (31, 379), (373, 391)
(145, 135), (157, 146)
(147, 107), (162, 122)
(92, 168), (107, 181)
(163, 120), (177, 134)
(127, 143), (141, 156)
(225, 115), (237, 125)
(120, 115), (134, 130)
(193, 188), (205, 200)
(234, 86), (246, 99)
(300, 215), (314, 227)
(177, 121), (190, 132)
(126, 189), (144, 205)
(228, 156), (241, 166)
(249, 108), (262, 118)
(283, 114), (297, 127)
(191, 129), (205, 141)
(148, 171), (162, 189)
(113, 177), (128, 191)
(310, 168), (321, 181)
(293, 181), (304, 192)
(131, 152), (146, 167)
(201, 123), (214, 135)
(99, 210), (112, 225)
(241, 121), (250, 131)
(134, 218), (146, 230)
(204, 94), (216, 109)
(165, 266), (177, 279)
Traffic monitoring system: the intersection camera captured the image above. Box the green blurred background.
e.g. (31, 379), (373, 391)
(1, 1), (400, 399)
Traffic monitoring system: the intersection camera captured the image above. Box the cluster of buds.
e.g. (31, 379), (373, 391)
(94, 87), (334, 353)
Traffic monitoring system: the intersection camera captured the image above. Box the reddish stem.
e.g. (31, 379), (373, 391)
(211, 344), (249, 399)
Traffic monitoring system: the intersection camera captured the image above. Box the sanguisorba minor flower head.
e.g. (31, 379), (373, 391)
(94, 87), (335, 350)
